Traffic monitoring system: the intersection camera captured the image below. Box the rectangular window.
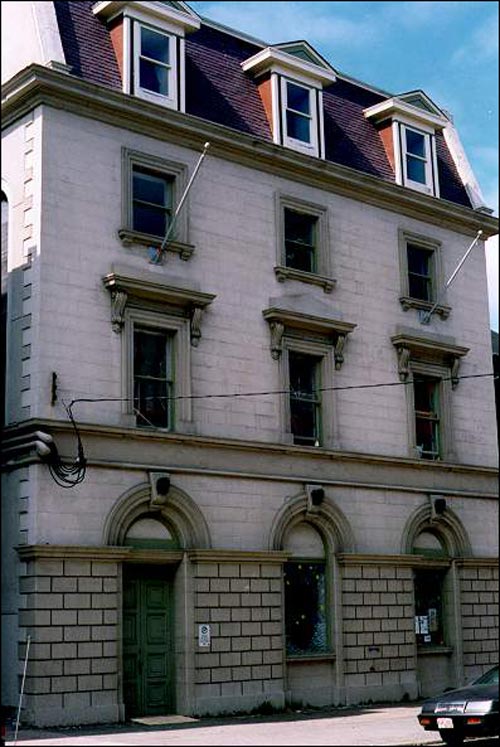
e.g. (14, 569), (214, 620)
(414, 376), (440, 460)
(284, 561), (327, 655)
(289, 351), (321, 446)
(284, 208), (317, 272)
(402, 126), (433, 192)
(132, 166), (173, 238)
(414, 569), (446, 646)
(407, 243), (434, 302)
(133, 326), (173, 428)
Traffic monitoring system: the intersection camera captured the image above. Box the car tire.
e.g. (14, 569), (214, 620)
(438, 730), (464, 746)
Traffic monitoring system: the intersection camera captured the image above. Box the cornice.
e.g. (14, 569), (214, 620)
(2, 419), (498, 500)
(187, 550), (289, 564)
(337, 553), (452, 567)
(2, 65), (498, 239)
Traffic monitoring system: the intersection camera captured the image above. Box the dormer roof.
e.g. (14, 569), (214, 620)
(241, 40), (337, 87)
(364, 90), (449, 130)
(92, 1), (200, 33)
(48, 1), (474, 209)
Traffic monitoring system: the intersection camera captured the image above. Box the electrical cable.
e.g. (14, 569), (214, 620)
(65, 372), (495, 409)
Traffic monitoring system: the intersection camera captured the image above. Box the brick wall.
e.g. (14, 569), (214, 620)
(192, 560), (285, 715)
(341, 563), (418, 702)
(18, 557), (122, 727)
(460, 564), (499, 680)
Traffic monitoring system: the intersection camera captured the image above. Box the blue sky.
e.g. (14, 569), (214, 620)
(189, 1), (499, 331)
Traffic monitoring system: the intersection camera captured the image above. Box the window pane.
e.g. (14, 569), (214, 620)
(406, 129), (425, 157)
(134, 329), (168, 378)
(287, 82), (310, 114)
(414, 569), (446, 646)
(133, 204), (167, 236)
(289, 352), (320, 445)
(133, 328), (172, 428)
(139, 58), (169, 96)
(286, 111), (311, 143)
(407, 245), (433, 301)
(284, 562), (327, 654)
(284, 209), (316, 272)
(407, 245), (431, 276)
(406, 155), (426, 184)
(414, 377), (440, 459)
(414, 377), (436, 413)
(133, 170), (170, 207)
(141, 27), (169, 64)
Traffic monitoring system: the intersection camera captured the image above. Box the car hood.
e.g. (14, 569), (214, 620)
(427, 683), (498, 704)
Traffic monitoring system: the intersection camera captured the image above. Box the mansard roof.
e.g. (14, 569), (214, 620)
(52, 0), (471, 208)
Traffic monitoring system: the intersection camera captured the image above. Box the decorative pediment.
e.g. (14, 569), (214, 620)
(391, 327), (469, 389)
(364, 92), (448, 130)
(263, 294), (356, 368)
(102, 264), (215, 345)
(92, 1), (200, 32)
(241, 44), (336, 86)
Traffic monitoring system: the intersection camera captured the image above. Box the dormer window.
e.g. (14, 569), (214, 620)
(135, 24), (176, 105)
(242, 41), (336, 159)
(364, 91), (448, 198)
(282, 80), (316, 152)
(402, 126), (433, 193)
(92, 1), (200, 112)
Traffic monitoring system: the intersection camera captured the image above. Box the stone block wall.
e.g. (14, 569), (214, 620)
(192, 559), (285, 715)
(18, 556), (123, 727)
(460, 564), (499, 680)
(341, 562), (418, 702)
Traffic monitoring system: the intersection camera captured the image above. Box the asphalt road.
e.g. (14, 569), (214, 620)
(6, 704), (499, 746)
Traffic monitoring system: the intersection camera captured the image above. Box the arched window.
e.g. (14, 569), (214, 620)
(412, 530), (448, 647)
(123, 516), (179, 550)
(283, 522), (328, 655)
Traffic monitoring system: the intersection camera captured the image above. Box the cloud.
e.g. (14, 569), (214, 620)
(190, 2), (381, 48)
(451, 13), (499, 65)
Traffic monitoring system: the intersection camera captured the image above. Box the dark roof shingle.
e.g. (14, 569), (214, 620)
(52, 1), (472, 208)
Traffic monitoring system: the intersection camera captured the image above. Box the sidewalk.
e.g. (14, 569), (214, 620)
(5, 703), (444, 746)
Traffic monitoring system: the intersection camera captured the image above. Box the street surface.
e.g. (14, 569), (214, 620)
(6, 703), (499, 746)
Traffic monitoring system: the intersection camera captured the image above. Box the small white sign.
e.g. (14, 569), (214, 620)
(198, 624), (210, 647)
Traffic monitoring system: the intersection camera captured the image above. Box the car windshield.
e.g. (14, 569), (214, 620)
(472, 666), (498, 686)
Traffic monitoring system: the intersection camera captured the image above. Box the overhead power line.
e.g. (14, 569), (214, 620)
(65, 372), (495, 412)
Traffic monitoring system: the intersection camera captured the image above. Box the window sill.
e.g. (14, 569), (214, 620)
(118, 228), (195, 260)
(286, 652), (336, 663)
(417, 645), (453, 656)
(274, 265), (336, 294)
(399, 296), (451, 319)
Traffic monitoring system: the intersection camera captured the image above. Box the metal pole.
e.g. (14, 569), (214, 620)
(151, 141), (211, 264)
(421, 229), (483, 324)
(14, 635), (31, 745)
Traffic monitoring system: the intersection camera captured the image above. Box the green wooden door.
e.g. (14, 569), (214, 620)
(123, 566), (175, 717)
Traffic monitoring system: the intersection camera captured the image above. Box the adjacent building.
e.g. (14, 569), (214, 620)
(1, 0), (498, 728)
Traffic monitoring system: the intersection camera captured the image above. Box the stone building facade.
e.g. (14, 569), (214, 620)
(1, 0), (498, 728)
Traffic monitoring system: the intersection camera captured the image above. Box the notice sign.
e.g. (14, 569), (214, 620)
(198, 624), (211, 647)
(415, 615), (429, 635)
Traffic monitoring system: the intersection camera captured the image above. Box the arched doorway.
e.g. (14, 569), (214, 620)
(122, 517), (179, 717)
(103, 481), (211, 717)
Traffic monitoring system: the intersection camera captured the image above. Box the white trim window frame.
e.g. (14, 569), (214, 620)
(401, 124), (434, 195)
(122, 308), (192, 432)
(280, 77), (319, 156)
(133, 21), (178, 108)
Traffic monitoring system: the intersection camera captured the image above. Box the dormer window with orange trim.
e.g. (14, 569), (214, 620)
(92, 1), (200, 111)
(364, 91), (449, 197)
(242, 41), (336, 159)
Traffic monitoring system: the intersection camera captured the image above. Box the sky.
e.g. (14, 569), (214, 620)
(189, 1), (499, 331)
